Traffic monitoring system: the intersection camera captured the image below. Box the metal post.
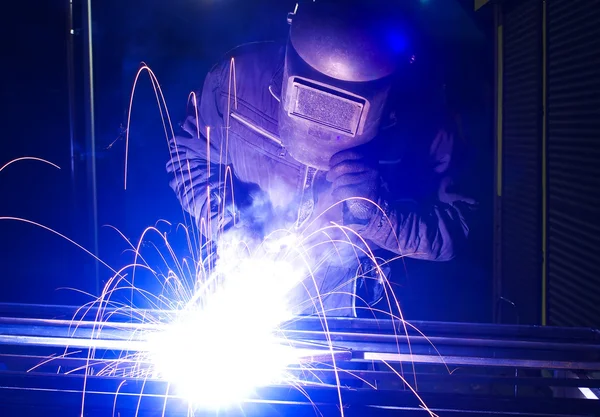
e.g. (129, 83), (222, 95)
(540, 0), (548, 326)
(66, 0), (77, 190)
(492, 2), (504, 323)
(81, 0), (100, 296)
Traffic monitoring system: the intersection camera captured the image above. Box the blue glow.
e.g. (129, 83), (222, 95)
(386, 28), (409, 54)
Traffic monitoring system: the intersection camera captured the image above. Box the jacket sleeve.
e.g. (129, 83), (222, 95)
(165, 59), (236, 237)
(359, 128), (477, 261)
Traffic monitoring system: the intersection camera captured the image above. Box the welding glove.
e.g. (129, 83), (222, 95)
(326, 146), (380, 224)
(229, 184), (275, 246)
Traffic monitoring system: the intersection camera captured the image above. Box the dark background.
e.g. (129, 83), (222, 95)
(0, 0), (494, 322)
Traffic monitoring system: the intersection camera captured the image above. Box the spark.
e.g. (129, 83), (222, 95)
(0, 56), (440, 417)
(0, 156), (61, 173)
(0, 209), (436, 415)
(114, 55), (360, 410)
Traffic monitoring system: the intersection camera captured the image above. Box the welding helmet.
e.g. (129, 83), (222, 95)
(279, 1), (416, 170)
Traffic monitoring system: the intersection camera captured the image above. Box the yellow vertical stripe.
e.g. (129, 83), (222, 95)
(497, 25), (503, 197)
(541, 1), (548, 326)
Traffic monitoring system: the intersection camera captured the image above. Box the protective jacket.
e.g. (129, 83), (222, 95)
(166, 41), (475, 316)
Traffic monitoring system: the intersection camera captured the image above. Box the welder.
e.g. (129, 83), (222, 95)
(166, 0), (476, 317)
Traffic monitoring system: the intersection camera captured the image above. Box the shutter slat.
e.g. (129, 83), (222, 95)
(499, 0), (543, 324)
(546, 0), (600, 328)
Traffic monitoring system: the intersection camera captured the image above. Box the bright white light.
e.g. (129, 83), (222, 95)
(579, 387), (599, 400)
(147, 235), (305, 408)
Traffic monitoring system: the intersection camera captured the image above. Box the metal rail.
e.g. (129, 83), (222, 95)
(0, 303), (599, 416)
(1, 316), (600, 372)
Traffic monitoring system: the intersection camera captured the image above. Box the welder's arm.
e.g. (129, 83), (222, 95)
(359, 130), (476, 261)
(166, 61), (236, 237)
(359, 195), (473, 261)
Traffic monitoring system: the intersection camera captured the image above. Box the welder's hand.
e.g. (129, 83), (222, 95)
(326, 147), (380, 222)
(226, 185), (273, 245)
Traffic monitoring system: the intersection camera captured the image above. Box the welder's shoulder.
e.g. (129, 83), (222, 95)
(209, 41), (285, 88)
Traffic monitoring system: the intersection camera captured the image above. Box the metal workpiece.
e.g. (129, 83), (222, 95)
(0, 303), (599, 416)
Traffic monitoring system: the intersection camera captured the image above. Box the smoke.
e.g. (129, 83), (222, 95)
(208, 175), (370, 317)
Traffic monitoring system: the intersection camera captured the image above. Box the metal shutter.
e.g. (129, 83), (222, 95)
(499, 0), (543, 324)
(546, 0), (600, 328)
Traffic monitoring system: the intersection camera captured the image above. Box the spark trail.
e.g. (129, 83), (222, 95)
(0, 58), (442, 417)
